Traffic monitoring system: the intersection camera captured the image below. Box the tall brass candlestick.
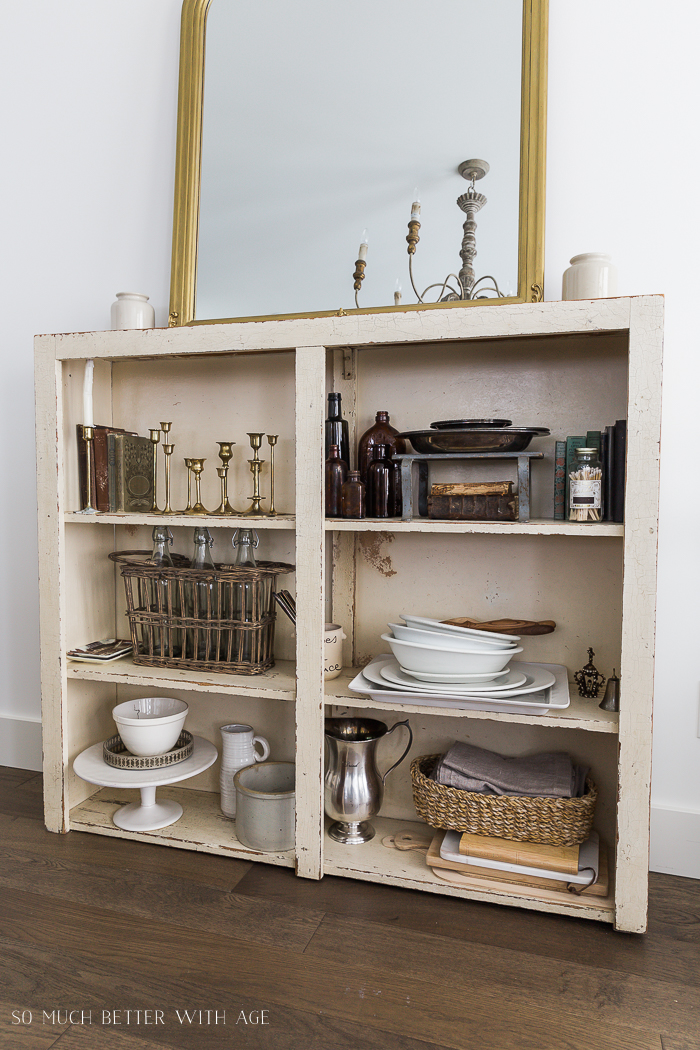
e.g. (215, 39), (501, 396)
(211, 441), (238, 515)
(78, 425), (98, 514)
(266, 434), (278, 515)
(243, 432), (266, 515)
(185, 458), (209, 514)
(183, 458), (193, 512)
(149, 429), (161, 512)
(160, 444), (175, 514)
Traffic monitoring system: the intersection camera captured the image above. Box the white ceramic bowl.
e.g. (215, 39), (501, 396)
(112, 697), (189, 757)
(389, 621), (516, 652)
(400, 614), (520, 646)
(402, 666), (510, 684)
(381, 634), (522, 675)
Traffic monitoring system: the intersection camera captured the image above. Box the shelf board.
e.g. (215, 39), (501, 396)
(67, 657), (296, 699)
(323, 815), (614, 922)
(71, 785), (295, 866)
(65, 512), (296, 529)
(325, 518), (623, 537)
(325, 669), (619, 732)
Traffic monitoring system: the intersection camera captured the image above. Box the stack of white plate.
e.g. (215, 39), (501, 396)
(352, 616), (566, 714)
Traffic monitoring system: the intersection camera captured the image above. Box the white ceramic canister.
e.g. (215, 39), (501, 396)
(111, 292), (156, 330)
(562, 253), (618, 301)
(324, 622), (347, 680)
(219, 723), (270, 818)
(234, 762), (295, 852)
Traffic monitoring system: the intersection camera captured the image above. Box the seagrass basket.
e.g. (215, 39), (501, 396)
(411, 754), (597, 847)
(110, 552), (294, 675)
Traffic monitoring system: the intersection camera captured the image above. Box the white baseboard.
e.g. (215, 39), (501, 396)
(650, 805), (700, 879)
(0, 713), (42, 772)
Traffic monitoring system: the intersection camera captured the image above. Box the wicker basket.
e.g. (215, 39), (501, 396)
(110, 552), (294, 675)
(411, 754), (597, 847)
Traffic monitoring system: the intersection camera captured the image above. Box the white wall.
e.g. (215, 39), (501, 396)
(2, 0), (698, 877)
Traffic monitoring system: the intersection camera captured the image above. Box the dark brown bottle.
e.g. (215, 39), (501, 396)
(366, 444), (391, 518)
(325, 443), (348, 518)
(325, 393), (350, 469)
(388, 454), (403, 517)
(358, 411), (406, 484)
(341, 471), (365, 518)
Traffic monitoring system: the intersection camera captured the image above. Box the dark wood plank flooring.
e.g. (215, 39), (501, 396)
(1, 767), (698, 1050)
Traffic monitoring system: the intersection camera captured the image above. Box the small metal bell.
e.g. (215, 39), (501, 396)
(573, 647), (606, 698)
(599, 669), (620, 712)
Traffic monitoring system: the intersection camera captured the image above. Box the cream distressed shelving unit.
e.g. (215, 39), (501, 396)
(35, 296), (662, 933)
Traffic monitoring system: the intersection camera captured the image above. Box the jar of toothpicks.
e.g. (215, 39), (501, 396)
(569, 447), (603, 522)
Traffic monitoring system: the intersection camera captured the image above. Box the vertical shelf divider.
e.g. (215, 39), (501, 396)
(294, 345), (327, 878)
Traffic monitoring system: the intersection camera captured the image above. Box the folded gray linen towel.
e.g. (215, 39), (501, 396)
(432, 741), (589, 798)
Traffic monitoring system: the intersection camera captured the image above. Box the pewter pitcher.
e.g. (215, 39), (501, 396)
(324, 717), (413, 844)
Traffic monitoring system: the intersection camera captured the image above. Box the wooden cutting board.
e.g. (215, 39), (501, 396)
(442, 617), (556, 636)
(426, 830), (609, 897)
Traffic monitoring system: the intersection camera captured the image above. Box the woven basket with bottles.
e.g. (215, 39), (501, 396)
(110, 551), (294, 675)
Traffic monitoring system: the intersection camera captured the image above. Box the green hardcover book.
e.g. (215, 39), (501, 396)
(585, 430), (601, 455)
(565, 436), (585, 514)
(553, 440), (566, 520)
(107, 433), (153, 512)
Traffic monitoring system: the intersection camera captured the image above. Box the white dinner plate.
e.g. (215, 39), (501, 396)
(400, 614), (519, 645)
(363, 657), (556, 698)
(403, 666), (510, 684)
(378, 660), (528, 695)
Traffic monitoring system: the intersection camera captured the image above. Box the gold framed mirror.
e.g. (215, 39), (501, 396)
(169, 0), (547, 327)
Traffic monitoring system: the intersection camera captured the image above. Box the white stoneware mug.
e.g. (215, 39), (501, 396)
(562, 253), (618, 301)
(324, 623), (347, 680)
(111, 291), (156, 330)
(219, 723), (270, 818)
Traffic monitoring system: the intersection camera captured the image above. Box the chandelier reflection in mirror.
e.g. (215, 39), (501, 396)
(353, 159), (504, 309)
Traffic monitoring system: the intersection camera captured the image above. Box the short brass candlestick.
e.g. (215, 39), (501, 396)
(149, 429), (161, 512)
(211, 441), (238, 515)
(266, 434), (278, 515)
(77, 425), (98, 514)
(183, 458), (193, 512)
(243, 432), (266, 515)
(159, 444), (175, 514)
(185, 458), (209, 515)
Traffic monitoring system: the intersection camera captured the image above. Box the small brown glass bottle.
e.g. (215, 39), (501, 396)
(388, 454), (403, 517)
(357, 411), (406, 484)
(325, 443), (348, 518)
(341, 471), (365, 518)
(366, 444), (391, 518)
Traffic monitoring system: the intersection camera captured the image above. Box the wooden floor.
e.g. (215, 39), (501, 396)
(1, 767), (699, 1050)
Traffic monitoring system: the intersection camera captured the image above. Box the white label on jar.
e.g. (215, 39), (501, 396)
(570, 479), (602, 508)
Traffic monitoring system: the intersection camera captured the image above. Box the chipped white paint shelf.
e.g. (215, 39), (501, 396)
(66, 512), (296, 529)
(67, 658), (297, 700)
(70, 785), (295, 866)
(325, 518), (624, 536)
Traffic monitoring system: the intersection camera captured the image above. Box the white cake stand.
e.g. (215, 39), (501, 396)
(73, 736), (218, 831)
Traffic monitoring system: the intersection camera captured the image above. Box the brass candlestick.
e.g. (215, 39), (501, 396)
(243, 432), (266, 515)
(267, 434), (278, 515)
(183, 458), (194, 512)
(77, 425), (98, 514)
(159, 444), (175, 514)
(185, 458), (209, 514)
(211, 441), (238, 515)
(149, 429), (161, 512)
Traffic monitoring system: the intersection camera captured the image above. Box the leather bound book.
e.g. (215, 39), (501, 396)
(107, 433), (153, 512)
(612, 419), (626, 523)
(93, 426), (131, 513)
(553, 440), (566, 520)
(604, 424), (615, 521)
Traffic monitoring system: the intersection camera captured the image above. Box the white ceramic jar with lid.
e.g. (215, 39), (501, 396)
(562, 253), (617, 300)
(111, 292), (156, 330)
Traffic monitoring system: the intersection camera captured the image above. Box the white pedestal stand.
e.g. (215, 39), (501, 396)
(73, 736), (218, 832)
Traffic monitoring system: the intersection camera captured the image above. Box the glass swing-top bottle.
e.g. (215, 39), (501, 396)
(149, 525), (179, 656)
(232, 528), (260, 663)
(187, 526), (217, 659)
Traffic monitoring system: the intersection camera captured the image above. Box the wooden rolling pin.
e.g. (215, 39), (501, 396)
(442, 617), (556, 636)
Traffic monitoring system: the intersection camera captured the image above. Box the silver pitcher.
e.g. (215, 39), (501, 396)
(324, 717), (413, 844)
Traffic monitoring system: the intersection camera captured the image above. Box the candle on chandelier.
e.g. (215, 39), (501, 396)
(358, 230), (369, 261)
(83, 359), (95, 427)
(411, 199), (421, 221)
(394, 279), (402, 306)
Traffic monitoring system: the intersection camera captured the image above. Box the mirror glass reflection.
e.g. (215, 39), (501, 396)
(197, 0), (522, 321)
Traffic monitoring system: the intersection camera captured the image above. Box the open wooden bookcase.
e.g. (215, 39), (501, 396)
(35, 296), (662, 932)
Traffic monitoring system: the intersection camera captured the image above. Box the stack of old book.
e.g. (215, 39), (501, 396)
(77, 425), (153, 513)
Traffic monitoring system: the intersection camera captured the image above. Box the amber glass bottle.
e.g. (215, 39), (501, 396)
(325, 393), (350, 469)
(357, 411), (406, 484)
(341, 471), (365, 518)
(325, 444), (348, 517)
(366, 445), (391, 518)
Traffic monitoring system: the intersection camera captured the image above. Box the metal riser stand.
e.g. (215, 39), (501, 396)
(394, 452), (545, 522)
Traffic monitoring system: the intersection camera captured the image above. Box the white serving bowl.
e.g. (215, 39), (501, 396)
(112, 697), (189, 757)
(381, 634), (522, 675)
(389, 621), (516, 652)
(400, 614), (519, 646)
(402, 666), (510, 684)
